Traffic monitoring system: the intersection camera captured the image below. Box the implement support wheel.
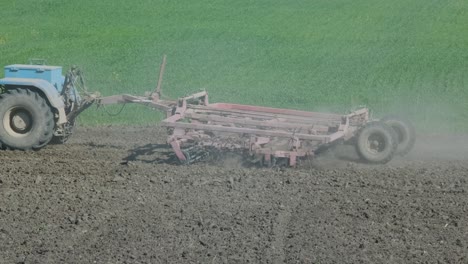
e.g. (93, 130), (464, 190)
(355, 122), (397, 164)
(381, 116), (416, 155)
(0, 88), (55, 150)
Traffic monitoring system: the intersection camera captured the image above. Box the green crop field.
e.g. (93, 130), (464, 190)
(1, 0), (467, 132)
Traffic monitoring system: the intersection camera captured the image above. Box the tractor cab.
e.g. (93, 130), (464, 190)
(3, 64), (64, 92)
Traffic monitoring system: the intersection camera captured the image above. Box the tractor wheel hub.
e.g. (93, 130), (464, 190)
(6, 108), (33, 135)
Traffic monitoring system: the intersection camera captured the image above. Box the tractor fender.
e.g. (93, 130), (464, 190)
(0, 77), (67, 124)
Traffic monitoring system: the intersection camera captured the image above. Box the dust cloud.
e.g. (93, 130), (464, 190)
(310, 132), (468, 170)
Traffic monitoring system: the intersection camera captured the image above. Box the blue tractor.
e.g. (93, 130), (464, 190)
(0, 61), (96, 150)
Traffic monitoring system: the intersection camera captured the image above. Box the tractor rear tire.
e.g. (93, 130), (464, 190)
(355, 122), (397, 164)
(0, 88), (55, 150)
(381, 116), (416, 156)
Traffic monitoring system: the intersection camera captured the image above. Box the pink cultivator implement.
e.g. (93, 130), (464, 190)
(98, 57), (415, 167)
(162, 92), (370, 166)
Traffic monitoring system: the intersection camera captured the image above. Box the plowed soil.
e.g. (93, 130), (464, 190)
(1, 126), (467, 264)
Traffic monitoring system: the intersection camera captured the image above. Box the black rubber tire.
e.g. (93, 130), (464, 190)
(0, 88), (55, 150)
(381, 116), (416, 156)
(355, 122), (397, 164)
